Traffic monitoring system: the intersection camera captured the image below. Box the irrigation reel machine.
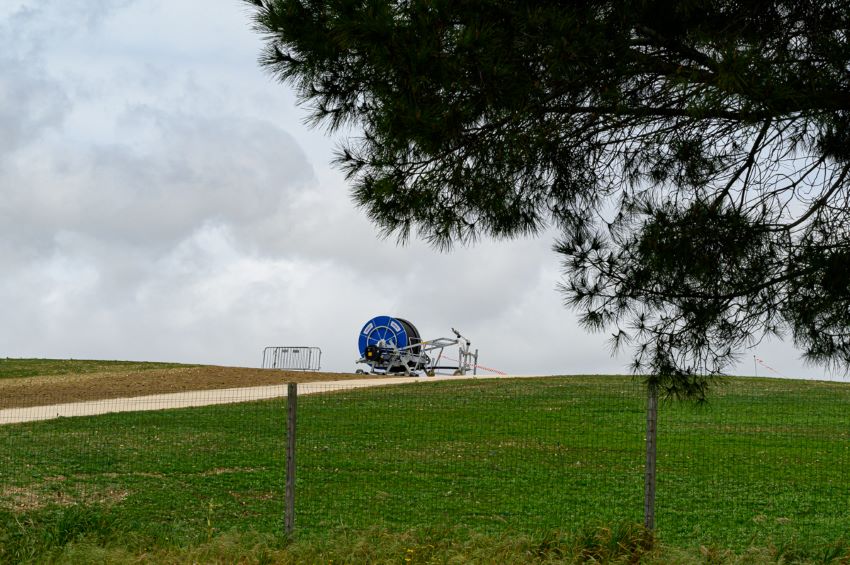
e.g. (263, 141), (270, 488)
(356, 315), (478, 376)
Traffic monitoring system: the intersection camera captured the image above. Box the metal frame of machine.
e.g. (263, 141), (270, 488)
(356, 316), (478, 376)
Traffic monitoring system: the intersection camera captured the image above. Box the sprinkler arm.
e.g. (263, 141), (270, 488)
(452, 328), (470, 347)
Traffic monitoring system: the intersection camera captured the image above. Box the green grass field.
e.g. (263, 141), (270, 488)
(1, 371), (849, 563)
(0, 358), (194, 380)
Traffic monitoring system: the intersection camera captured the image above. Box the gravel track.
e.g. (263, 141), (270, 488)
(0, 373), (535, 425)
(0, 366), (376, 409)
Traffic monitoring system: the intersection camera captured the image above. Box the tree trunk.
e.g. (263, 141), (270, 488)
(644, 381), (658, 530)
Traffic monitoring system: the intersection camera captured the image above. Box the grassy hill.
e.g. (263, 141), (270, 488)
(0, 360), (848, 563)
(0, 358), (371, 409)
(0, 358), (193, 380)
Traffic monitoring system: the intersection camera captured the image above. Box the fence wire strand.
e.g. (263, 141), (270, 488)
(0, 375), (848, 551)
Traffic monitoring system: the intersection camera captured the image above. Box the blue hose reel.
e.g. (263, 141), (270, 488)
(357, 315), (423, 374)
(356, 315), (478, 376)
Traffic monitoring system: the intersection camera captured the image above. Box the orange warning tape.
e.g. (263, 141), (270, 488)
(439, 354), (507, 375)
(754, 356), (785, 378)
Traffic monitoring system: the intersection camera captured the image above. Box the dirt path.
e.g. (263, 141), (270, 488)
(0, 374), (527, 425)
(0, 365), (379, 409)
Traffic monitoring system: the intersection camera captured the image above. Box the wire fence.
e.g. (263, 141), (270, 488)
(0, 375), (848, 552)
(293, 376), (850, 547)
(0, 388), (288, 558)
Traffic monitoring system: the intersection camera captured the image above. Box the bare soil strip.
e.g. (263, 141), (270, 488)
(0, 375), (534, 425)
(0, 365), (379, 409)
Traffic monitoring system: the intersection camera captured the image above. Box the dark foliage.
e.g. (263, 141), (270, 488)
(244, 0), (850, 396)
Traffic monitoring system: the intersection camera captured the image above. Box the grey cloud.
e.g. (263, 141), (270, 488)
(4, 1), (137, 49)
(0, 53), (68, 156)
(1, 111), (314, 252)
(0, 0), (140, 158)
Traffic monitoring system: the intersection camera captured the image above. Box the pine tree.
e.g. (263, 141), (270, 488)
(244, 0), (850, 397)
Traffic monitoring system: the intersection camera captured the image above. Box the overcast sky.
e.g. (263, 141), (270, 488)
(0, 0), (843, 380)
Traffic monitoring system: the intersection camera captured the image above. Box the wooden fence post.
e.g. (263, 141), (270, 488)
(286, 382), (297, 537)
(644, 380), (658, 531)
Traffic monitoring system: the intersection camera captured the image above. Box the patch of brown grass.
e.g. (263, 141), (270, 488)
(0, 484), (128, 512)
(0, 365), (381, 409)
